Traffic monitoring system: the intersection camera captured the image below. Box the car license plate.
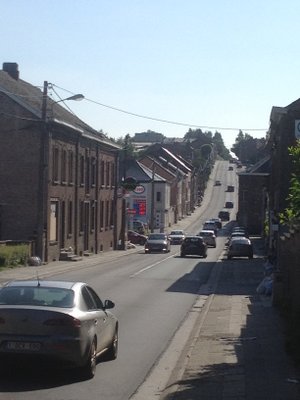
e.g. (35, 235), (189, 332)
(6, 341), (41, 351)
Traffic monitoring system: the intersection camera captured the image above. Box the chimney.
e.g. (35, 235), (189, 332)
(3, 62), (19, 80)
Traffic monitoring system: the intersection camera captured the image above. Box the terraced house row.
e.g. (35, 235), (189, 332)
(0, 63), (207, 263)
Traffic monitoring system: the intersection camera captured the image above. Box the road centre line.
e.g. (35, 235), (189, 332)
(130, 253), (177, 277)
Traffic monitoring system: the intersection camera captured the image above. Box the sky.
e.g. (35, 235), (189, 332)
(2, 0), (300, 149)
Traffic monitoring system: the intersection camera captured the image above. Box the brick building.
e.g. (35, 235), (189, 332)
(0, 63), (122, 262)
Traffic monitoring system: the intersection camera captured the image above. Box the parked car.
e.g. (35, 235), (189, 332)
(227, 185), (234, 192)
(180, 236), (207, 258)
(231, 231), (249, 239)
(232, 226), (248, 235)
(218, 210), (230, 221)
(215, 180), (221, 186)
(227, 238), (253, 259)
(198, 230), (216, 247)
(0, 280), (118, 379)
(225, 201), (234, 208)
(144, 233), (171, 253)
(127, 230), (147, 245)
(228, 166), (234, 171)
(168, 230), (186, 244)
(203, 220), (218, 235)
(132, 220), (147, 234)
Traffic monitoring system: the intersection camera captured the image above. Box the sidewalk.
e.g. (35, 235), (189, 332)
(0, 197), (208, 285)
(160, 239), (300, 400)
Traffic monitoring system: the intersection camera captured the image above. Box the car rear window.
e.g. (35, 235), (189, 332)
(148, 234), (167, 240)
(0, 287), (74, 308)
(185, 237), (202, 244)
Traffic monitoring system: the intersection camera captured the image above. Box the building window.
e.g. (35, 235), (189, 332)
(105, 200), (109, 229)
(85, 155), (90, 193)
(52, 147), (59, 183)
(110, 200), (114, 227)
(79, 201), (84, 232)
(100, 201), (104, 230)
(50, 200), (58, 241)
(91, 157), (96, 187)
(80, 155), (84, 186)
(111, 163), (115, 187)
(106, 162), (110, 187)
(100, 160), (105, 187)
(61, 150), (67, 184)
(91, 200), (95, 231)
(156, 191), (161, 202)
(67, 200), (73, 235)
(68, 151), (74, 184)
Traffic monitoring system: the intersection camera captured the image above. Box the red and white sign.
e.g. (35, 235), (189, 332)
(133, 185), (145, 194)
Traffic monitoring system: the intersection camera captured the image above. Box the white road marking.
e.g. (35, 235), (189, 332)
(130, 253), (178, 277)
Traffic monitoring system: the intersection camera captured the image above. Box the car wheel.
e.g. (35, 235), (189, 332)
(249, 255), (253, 259)
(81, 338), (97, 379)
(203, 253), (207, 258)
(180, 253), (185, 257)
(104, 326), (118, 361)
(228, 256), (232, 260)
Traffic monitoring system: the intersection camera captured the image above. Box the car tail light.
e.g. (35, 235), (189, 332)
(44, 317), (81, 328)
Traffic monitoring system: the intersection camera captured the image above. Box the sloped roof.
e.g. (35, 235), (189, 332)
(0, 68), (119, 149)
(125, 159), (165, 183)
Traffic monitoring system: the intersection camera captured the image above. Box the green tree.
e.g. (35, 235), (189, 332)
(279, 140), (300, 224)
(231, 130), (267, 164)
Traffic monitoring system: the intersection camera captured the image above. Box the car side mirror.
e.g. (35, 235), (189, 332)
(104, 299), (115, 309)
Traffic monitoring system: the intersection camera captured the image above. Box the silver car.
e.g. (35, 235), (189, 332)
(0, 280), (118, 379)
(144, 233), (171, 253)
(198, 230), (217, 247)
(168, 230), (186, 244)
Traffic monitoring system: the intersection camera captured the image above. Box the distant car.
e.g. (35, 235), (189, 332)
(180, 236), (207, 258)
(0, 280), (118, 379)
(168, 230), (186, 244)
(227, 185), (234, 192)
(215, 180), (221, 186)
(227, 238), (253, 259)
(228, 166), (234, 171)
(198, 230), (216, 247)
(203, 220), (218, 235)
(144, 233), (170, 253)
(127, 230), (147, 245)
(218, 210), (230, 221)
(211, 217), (222, 229)
(225, 201), (234, 208)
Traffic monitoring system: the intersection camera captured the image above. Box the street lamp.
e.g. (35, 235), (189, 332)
(37, 81), (85, 262)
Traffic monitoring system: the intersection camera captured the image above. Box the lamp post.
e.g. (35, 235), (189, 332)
(36, 81), (84, 262)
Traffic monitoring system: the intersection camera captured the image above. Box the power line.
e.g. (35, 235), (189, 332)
(2, 83), (268, 132)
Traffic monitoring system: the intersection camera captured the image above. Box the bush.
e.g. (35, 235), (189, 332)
(0, 244), (29, 268)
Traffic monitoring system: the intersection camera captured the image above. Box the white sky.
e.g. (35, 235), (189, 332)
(2, 0), (300, 149)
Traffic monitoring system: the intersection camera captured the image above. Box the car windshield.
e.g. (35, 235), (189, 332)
(170, 231), (183, 235)
(148, 234), (166, 240)
(0, 286), (74, 308)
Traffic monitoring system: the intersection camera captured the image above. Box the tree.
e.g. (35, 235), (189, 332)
(279, 140), (300, 225)
(231, 130), (267, 164)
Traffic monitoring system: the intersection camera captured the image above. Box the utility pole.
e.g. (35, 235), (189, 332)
(150, 160), (155, 233)
(37, 81), (49, 262)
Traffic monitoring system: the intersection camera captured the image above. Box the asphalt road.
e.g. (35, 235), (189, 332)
(0, 160), (238, 400)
